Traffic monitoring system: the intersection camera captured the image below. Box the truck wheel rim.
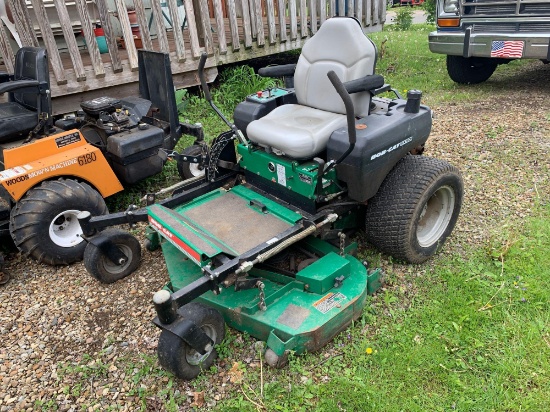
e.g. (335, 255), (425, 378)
(186, 324), (216, 365)
(49, 210), (84, 247)
(416, 186), (455, 248)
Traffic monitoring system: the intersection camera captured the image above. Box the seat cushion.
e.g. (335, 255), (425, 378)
(0, 102), (37, 142)
(246, 104), (347, 159)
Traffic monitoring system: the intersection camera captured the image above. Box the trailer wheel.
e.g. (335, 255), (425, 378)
(10, 179), (108, 265)
(365, 156), (463, 263)
(157, 303), (225, 380)
(446, 56), (498, 84)
(177, 145), (205, 180)
(83, 229), (141, 284)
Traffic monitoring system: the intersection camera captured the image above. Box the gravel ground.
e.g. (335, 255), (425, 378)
(1, 61), (549, 411)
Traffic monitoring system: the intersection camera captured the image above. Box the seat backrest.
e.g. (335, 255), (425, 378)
(12, 47), (50, 113)
(294, 17), (377, 117)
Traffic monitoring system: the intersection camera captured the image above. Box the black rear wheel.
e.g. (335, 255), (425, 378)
(365, 156), (463, 263)
(446, 55), (498, 84)
(157, 303), (225, 380)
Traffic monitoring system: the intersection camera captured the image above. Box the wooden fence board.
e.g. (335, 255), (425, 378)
(166, 0), (187, 60)
(115, 0), (138, 71)
(96, 0), (122, 72)
(373, 0), (379, 25)
(226, 0), (241, 51)
(266, 0), (276, 44)
(212, 0), (227, 53)
(347, 0), (354, 17)
(134, 0), (154, 51)
(241, 0), (253, 47)
(197, 0), (214, 53)
(53, 0), (86, 81)
(309, 0), (317, 34)
(0, 24), (14, 73)
(8, 0), (38, 47)
(151, 0), (170, 53)
(300, 0), (307, 38)
(28, 0), (66, 84)
(183, 0), (201, 57)
(277, 0), (287, 42)
(254, 0), (265, 46)
(289, 0), (297, 40)
(74, 0), (105, 78)
(320, 0), (327, 24)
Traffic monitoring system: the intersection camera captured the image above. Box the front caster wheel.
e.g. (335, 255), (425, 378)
(157, 303), (225, 380)
(365, 156), (463, 263)
(83, 229), (141, 283)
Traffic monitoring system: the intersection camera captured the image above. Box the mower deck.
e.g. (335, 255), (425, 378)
(149, 185), (382, 358)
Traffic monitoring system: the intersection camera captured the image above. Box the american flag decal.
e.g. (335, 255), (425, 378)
(490, 41), (524, 58)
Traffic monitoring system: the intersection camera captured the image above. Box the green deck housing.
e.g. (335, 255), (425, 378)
(148, 185), (382, 357)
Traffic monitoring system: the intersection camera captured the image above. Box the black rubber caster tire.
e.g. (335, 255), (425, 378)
(365, 156), (463, 263)
(9, 179), (107, 265)
(157, 302), (225, 380)
(446, 55), (498, 84)
(176, 145), (205, 180)
(83, 228), (141, 283)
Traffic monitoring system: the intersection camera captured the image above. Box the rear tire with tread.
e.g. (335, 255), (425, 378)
(10, 179), (107, 265)
(365, 156), (463, 263)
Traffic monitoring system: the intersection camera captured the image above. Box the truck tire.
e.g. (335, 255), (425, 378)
(446, 55), (498, 84)
(10, 179), (108, 265)
(365, 156), (463, 263)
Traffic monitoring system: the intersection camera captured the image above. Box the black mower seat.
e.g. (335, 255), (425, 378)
(0, 47), (51, 143)
(246, 17), (378, 159)
(0, 102), (37, 141)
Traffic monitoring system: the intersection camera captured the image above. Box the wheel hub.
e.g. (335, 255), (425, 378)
(416, 185), (455, 248)
(100, 244), (132, 275)
(49, 210), (84, 247)
(186, 324), (217, 366)
(188, 162), (205, 177)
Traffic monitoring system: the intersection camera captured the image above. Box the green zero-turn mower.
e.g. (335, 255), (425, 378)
(78, 17), (464, 380)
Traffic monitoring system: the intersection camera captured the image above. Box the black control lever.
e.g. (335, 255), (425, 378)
(198, 53), (248, 146)
(324, 70), (357, 174)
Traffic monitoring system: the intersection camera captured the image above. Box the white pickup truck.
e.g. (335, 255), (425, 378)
(428, 0), (550, 83)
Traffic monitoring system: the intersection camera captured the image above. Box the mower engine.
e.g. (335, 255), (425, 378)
(55, 96), (166, 184)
